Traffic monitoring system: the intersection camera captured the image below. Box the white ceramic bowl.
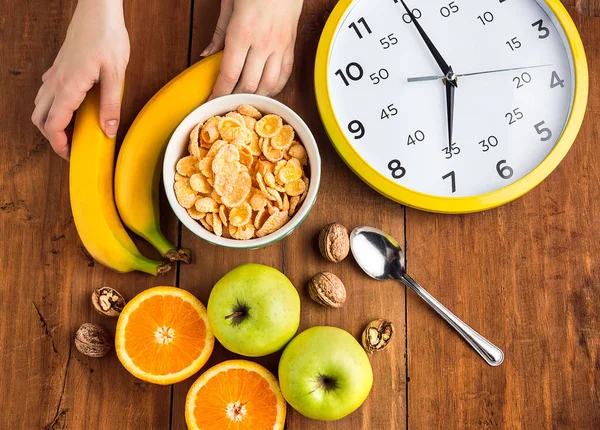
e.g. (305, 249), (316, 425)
(164, 94), (321, 249)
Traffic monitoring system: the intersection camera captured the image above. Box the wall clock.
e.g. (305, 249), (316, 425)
(315, 0), (588, 213)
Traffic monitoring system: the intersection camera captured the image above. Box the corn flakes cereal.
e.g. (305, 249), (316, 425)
(206, 140), (228, 158)
(174, 179), (197, 209)
(174, 104), (311, 240)
(242, 115), (257, 130)
(271, 125), (294, 150)
(287, 143), (307, 166)
(277, 158), (303, 184)
(237, 104), (262, 119)
(229, 202), (252, 228)
(256, 210), (289, 238)
(285, 178), (306, 197)
(176, 156), (198, 177)
(201, 120), (220, 144)
(187, 207), (205, 220)
(256, 114), (283, 138)
(254, 208), (269, 229)
(219, 205), (228, 227)
(262, 138), (284, 163)
(198, 157), (214, 179)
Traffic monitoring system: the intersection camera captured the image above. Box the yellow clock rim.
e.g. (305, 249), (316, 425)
(314, 0), (589, 214)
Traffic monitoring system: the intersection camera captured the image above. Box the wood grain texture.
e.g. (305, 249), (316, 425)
(406, 1), (600, 429)
(1, 0), (599, 429)
(0, 0), (189, 428)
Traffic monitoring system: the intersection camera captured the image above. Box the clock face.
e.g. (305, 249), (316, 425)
(327, 0), (575, 197)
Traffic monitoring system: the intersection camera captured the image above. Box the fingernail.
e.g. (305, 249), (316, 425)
(201, 43), (214, 57)
(105, 120), (118, 138)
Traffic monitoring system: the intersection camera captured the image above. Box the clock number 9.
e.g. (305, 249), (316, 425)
(348, 120), (365, 139)
(496, 160), (514, 179)
(440, 2), (459, 18)
(335, 62), (364, 87)
(388, 159), (406, 179)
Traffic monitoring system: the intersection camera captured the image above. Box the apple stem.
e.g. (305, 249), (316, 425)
(225, 311), (245, 320)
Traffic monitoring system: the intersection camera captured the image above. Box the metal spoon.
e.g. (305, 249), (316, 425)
(350, 226), (504, 367)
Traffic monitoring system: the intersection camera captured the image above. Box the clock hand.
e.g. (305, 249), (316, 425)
(407, 64), (552, 83)
(399, 0), (457, 86)
(445, 76), (455, 152)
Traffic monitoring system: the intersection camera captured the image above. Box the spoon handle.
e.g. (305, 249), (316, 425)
(400, 273), (504, 366)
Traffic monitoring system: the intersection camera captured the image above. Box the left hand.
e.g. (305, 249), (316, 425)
(202, 0), (304, 99)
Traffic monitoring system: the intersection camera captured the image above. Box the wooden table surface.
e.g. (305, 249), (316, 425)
(1, 0), (599, 428)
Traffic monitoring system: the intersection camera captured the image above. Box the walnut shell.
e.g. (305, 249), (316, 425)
(74, 323), (112, 358)
(92, 287), (126, 317)
(308, 272), (346, 308)
(318, 223), (349, 263)
(362, 319), (394, 353)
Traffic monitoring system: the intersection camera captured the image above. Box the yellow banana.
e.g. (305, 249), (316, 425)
(70, 85), (172, 276)
(115, 52), (222, 263)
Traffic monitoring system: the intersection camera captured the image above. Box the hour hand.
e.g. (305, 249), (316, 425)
(399, 0), (456, 85)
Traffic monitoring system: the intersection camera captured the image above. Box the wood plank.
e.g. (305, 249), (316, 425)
(171, 1), (406, 429)
(0, 0), (190, 428)
(406, 2), (600, 429)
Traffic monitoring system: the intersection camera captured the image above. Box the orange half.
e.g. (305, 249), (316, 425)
(185, 360), (286, 430)
(115, 286), (214, 385)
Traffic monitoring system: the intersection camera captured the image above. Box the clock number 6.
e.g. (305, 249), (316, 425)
(335, 62), (364, 87)
(348, 120), (365, 139)
(388, 160), (406, 179)
(534, 121), (552, 141)
(496, 160), (514, 180)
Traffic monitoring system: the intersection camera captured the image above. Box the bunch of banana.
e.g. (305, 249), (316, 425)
(70, 85), (171, 276)
(115, 52), (222, 263)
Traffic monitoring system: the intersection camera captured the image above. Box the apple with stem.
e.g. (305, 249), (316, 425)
(278, 326), (373, 421)
(207, 263), (300, 357)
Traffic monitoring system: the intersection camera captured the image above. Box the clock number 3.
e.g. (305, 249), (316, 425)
(335, 62), (364, 86)
(388, 160), (406, 179)
(532, 19), (550, 39)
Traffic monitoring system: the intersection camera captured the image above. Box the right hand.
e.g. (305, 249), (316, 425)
(32, 0), (130, 160)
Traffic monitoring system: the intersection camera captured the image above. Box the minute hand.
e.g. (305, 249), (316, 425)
(399, 0), (456, 86)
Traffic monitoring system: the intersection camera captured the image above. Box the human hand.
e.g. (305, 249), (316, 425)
(202, 0), (304, 99)
(32, 0), (130, 160)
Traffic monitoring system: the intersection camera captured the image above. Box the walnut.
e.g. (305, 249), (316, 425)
(362, 319), (394, 353)
(74, 323), (112, 358)
(92, 287), (126, 317)
(318, 223), (349, 263)
(308, 272), (346, 308)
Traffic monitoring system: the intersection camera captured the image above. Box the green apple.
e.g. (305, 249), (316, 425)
(207, 263), (300, 357)
(278, 326), (373, 421)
